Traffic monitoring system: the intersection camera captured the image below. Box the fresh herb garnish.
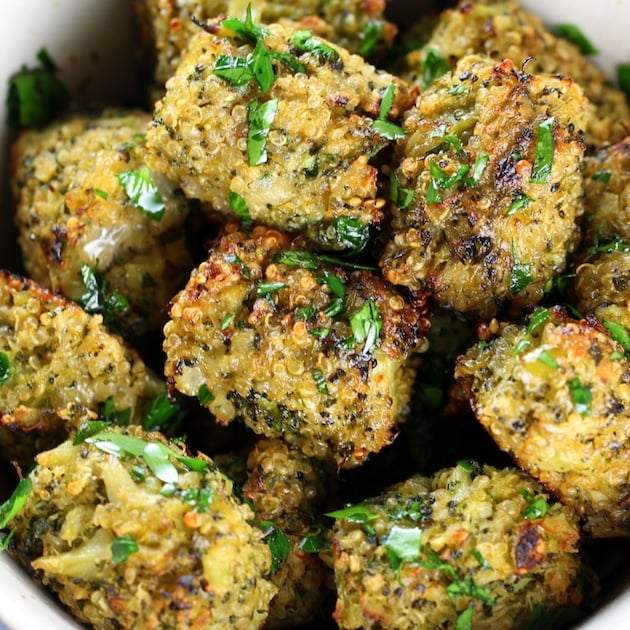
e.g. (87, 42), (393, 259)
(111, 535), (139, 564)
(0, 478), (32, 531)
(330, 217), (370, 254)
(326, 504), (378, 526)
(618, 64), (630, 101)
(247, 98), (278, 165)
(78, 264), (129, 329)
(222, 5), (267, 44)
(526, 308), (550, 335)
(519, 488), (550, 520)
(359, 20), (383, 57)
(530, 118), (555, 184)
(221, 312), (235, 329)
(505, 191), (533, 216)
(116, 167), (165, 220)
(537, 349), (561, 370)
(384, 525), (422, 577)
(568, 377), (592, 416)
(214, 54), (257, 87)
(93, 188), (109, 200)
(513, 339), (532, 355)
(554, 24), (598, 55)
(603, 320), (630, 356)
(224, 253), (252, 279)
(228, 191), (253, 230)
(256, 281), (287, 296)
(0, 352), (10, 385)
(98, 396), (131, 426)
(526, 603), (585, 630)
(421, 48), (451, 88)
(260, 520), (291, 574)
(7, 47), (68, 128)
(349, 299), (382, 354)
(312, 369), (329, 395)
(273, 249), (377, 271)
(590, 170), (612, 183)
(198, 384), (216, 405)
(371, 84), (405, 140)
(586, 237), (630, 259)
(181, 487), (214, 513)
(297, 531), (330, 553)
(456, 606), (474, 630)
(143, 393), (185, 434)
(295, 305), (317, 320)
(82, 430), (208, 483)
(291, 30), (338, 61)
(509, 244), (533, 294)
(390, 172), (415, 209)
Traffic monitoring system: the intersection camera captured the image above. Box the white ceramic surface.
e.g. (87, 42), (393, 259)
(0, 1), (629, 628)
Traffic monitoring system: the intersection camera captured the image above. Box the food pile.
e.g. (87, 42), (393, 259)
(1, 1), (629, 628)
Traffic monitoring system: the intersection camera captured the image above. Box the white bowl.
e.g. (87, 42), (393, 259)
(0, 1), (629, 628)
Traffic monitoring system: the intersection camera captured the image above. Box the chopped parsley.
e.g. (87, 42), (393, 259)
(526, 308), (551, 335)
(224, 253), (252, 279)
(585, 237), (630, 259)
(298, 531), (330, 553)
(221, 312), (235, 329)
(603, 320), (630, 357)
(273, 249), (376, 271)
(291, 30), (338, 61)
(256, 281), (287, 296)
(421, 48), (451, 88)
(198, 384), (215, 405)
(81, 430), (208, 484)
(312, 369), (329, 395)
(329, 217), (370, 254)
(181, 486), (214, 513)
(505, 191), (533, 217)
(554, 24), (598, 55)
(384, 525), (422, 577)
(568, 377), (592, 416)
(260, 520), (292, 574)
(116, 167), (165, 220)
(0, 478), (32, 531)
(509, 244), (533, 294)
(530, 118), (555, 184)
(537, 349), (561, 370)
(111, 535), (139, 564)
(519, 488), (550, 520)
(349, 299), (382, 354)
(228, 192), (253, 230)
(78, 264), (129, 330)
(326, 503), (378, 534)
(371, 84), (406, 140)
(359, 20), (383, 58)
(93, 188), (109, 200)
(390, 172), (415, 209)
(7, 47), (68, 128)
(97, 396), (131, 426)
(0, 352), (10, 385)
(618, 64), (630, 101)
(143, 393), (185, 434)
(247, 98), (278, 165)
(590, 170), (612, 183)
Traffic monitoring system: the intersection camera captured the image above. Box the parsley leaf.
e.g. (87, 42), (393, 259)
(384, 525), (422, 577)
(224, 253), (252, 279)
(0, 478), (32, 530)
(618, 64), (630, 101)
(213, 54), (255, 87)
(603, 320), (630, 356)
(7, 47), (68, 128)
(256, 281), (287, 296)
(349, 299), (382, 354)
(181, 487), (214, 513)
(590, 170), (612, 183)
(116, 167), (165, 220)
(247, 98), (278, 165)
(359, 20), (383, 57)
(78, 264), (129, 329)
(198, 384), (215, 405)
(505, 191), (533, 216)
(143, 393), (185, 434)
(509, 244), (533, 294)
(326, 504), (378, 525)
(312, 369), (329, 395)
(390, 173), (415, 209)
(371, 84), (405, 140)
(554, 24), (598, 55)
(291, 30), (339, 61)
(519, 488), (550, 520)
(111, 535), (139, 564)
(530, 118), (555, 184)
(228, 191), (253, 230)
(568, 377), (592, 416)
(98, 396), (131, 426)
(298, 531), (330, 553)
(421, 48), (451, 88)
(330, 217), (370, 254)
(261, 520), (292, 574)
(0, 352), (10, 385)
(526, 308), (550, 335)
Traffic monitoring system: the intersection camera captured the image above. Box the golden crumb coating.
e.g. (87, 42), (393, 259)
(133, 0), (396, 89)
(5, 425), (277, 629)
(455, 308), (630, 538)
(400, 0), (629, 146)
(146, 18), (416, 250)
(11, 109), (193, 336)
(0, 271), (163, 464)
(164, 224), (427, 468)
(329, 464), (596, 629)
(242, 438), (333, 628)
(380, 54), (587, 317)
